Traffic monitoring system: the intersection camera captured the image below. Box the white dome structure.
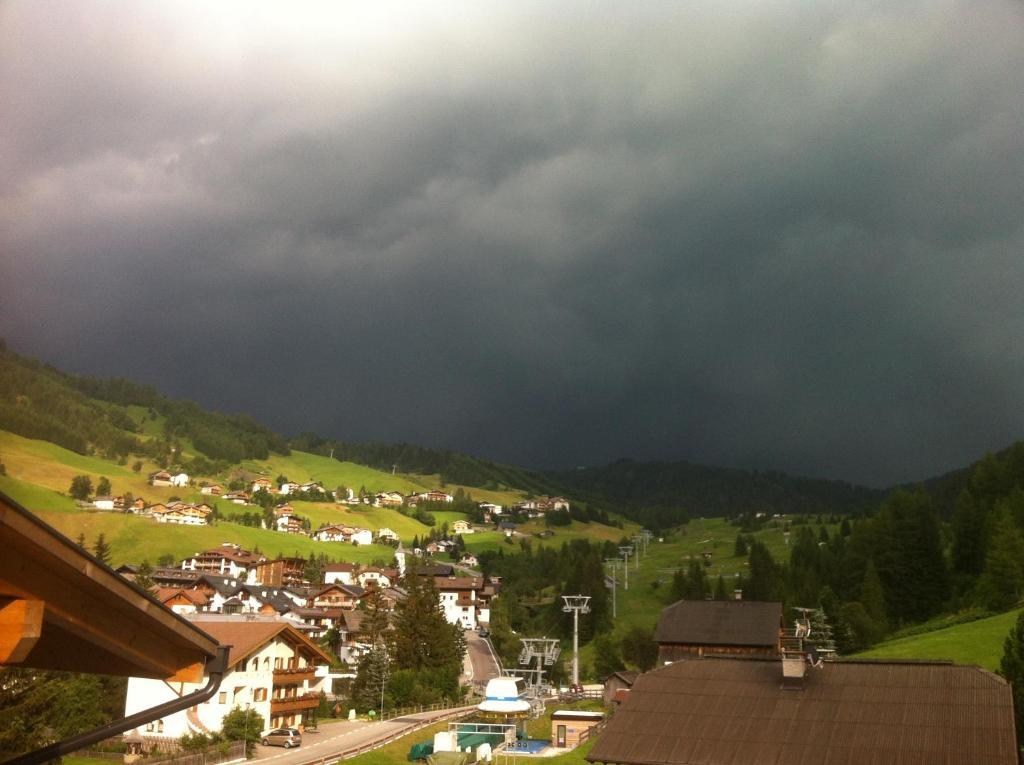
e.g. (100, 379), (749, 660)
(477, 677), (531, 716)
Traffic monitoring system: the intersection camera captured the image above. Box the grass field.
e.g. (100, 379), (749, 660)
(34, 511), (397, 568)
(852, 608), (1023, 671)
(242, 452), (429, 495)
(0, 473), (79, 512)
(288, 500), (439, 540)
(570, 516), (834, 677)
(0, 430), (193, 504)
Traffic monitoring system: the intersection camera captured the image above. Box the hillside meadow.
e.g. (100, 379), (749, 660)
(853, 608), (1023, 671)
(32, 510), (397, 568)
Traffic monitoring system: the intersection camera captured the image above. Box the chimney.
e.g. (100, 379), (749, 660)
(781, 653), (806, 689)
(733, 589), (743, 601)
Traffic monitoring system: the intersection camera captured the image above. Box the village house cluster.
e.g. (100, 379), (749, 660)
(112, 538), (503, 744)
(119, 542), (499, 658)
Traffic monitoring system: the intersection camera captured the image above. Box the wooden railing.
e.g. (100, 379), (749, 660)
(271, 692), (320, 713)
(576, 718), (608, 747)
(274, 666), (316, 685)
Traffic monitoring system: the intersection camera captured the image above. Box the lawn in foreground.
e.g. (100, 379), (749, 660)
(853, 608), (1023, 671)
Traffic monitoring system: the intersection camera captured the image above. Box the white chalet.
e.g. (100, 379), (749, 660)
(125, 618), (332, 738)
(323, 562), (357, 586)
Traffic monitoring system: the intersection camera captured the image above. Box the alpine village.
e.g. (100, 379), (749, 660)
(1, 340), (1023, 765)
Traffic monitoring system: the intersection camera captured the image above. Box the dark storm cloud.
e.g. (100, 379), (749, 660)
(2, 1), (1024, 486)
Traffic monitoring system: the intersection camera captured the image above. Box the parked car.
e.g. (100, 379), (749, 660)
(262, 728), (302, 748)
(478, 628), (490, 639)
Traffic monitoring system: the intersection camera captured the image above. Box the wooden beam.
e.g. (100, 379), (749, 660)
(167, 661), (205, 684)
(0, 597), (44, 663)
(1, 496), (218, 679)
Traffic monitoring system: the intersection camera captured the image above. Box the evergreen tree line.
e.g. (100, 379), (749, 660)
(478, 539), (614, 676)
(682, 449), (1024, 655)
(0, 343), (288, 466)
(350, 575), (466, 711)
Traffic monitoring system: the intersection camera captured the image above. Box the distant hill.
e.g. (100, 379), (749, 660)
(547, 459), (886, 528)
(8, 338), (1024, 529)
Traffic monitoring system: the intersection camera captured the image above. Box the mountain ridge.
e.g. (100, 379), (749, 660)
(1, 338), (1015, 524)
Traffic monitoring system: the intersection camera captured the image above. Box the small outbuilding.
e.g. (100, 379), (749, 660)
(551, 710), (604, 749)
(602, 670), (638, 706)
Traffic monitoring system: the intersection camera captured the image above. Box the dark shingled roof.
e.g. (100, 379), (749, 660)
(586, 657), (1018, 765)
(654, 599), (781, 647)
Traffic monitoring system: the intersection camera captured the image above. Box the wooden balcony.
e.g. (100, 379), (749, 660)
(273, 666), (316, 685)
(271, 692), (320, 714)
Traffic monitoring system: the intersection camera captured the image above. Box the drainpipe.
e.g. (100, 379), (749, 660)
(6, 646), (231, 765)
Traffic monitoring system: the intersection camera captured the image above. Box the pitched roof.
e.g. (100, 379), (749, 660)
(586, 657), (1018, 765)
(323, 562), (356, 572)
(154, 588), (209, 606)
(434, 576), (484, 591)
(654, 599), (781, 647)
(605, 670), (639, 686)
(195, 574), (246, 596)
(241, 584), (295, 613)
(194, 618), (333, 669)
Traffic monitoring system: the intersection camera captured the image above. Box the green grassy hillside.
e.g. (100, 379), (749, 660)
(32, 510), (396, 568)
(0, 428), (614, 569)
(570, 516), (833, 675)
(0, 473), (79, 512)
(852, 609), (1022, 671)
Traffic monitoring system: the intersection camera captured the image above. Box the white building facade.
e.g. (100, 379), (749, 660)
(125, 619), (330, 739)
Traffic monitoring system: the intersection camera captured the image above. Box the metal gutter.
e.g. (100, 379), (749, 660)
(4, 645), (231, 765)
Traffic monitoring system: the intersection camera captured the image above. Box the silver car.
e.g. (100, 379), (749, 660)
(262, 728), (302, 748)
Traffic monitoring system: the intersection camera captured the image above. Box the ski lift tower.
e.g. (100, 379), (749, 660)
(604, 559), (621, 618)
(511, 637), (561, 714)
(618, 546), (633, 590)
(562, 595), (591, 687)
(641, 529), (653, 554)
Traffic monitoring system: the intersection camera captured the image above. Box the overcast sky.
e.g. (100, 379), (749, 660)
(2, 1), (1023, 486)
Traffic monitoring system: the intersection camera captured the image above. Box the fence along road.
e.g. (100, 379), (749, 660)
(251, 704), (476, 765)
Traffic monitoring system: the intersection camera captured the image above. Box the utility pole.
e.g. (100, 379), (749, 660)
(604, 558), (621, 618)
(562, 595), (591, 688)
(618, 547), (632, 590)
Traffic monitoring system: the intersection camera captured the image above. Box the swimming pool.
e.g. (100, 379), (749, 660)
(505, 739), (549, 754)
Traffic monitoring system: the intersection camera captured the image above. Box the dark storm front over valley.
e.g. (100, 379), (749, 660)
(2, 1), (1024, 486)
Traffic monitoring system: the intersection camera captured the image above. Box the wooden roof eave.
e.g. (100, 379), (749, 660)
(0, 491), (219, 682)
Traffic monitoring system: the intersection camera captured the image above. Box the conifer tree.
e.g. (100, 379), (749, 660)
(351, 643), (390, 713)
(92, 533), (112, 565)
(134, 559), (154, 590)
(69, 475), (92, 501)
(1000, 611), (1024, 744)
(975, 504), (1024, 611)
(713, 575), (728, 600)
(391, 570), (465, 672)
(860, 560), (888, 634)
(592, 634), (625, 679)
(951, 489), (987, 577)
(745, 541), (782, 602)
